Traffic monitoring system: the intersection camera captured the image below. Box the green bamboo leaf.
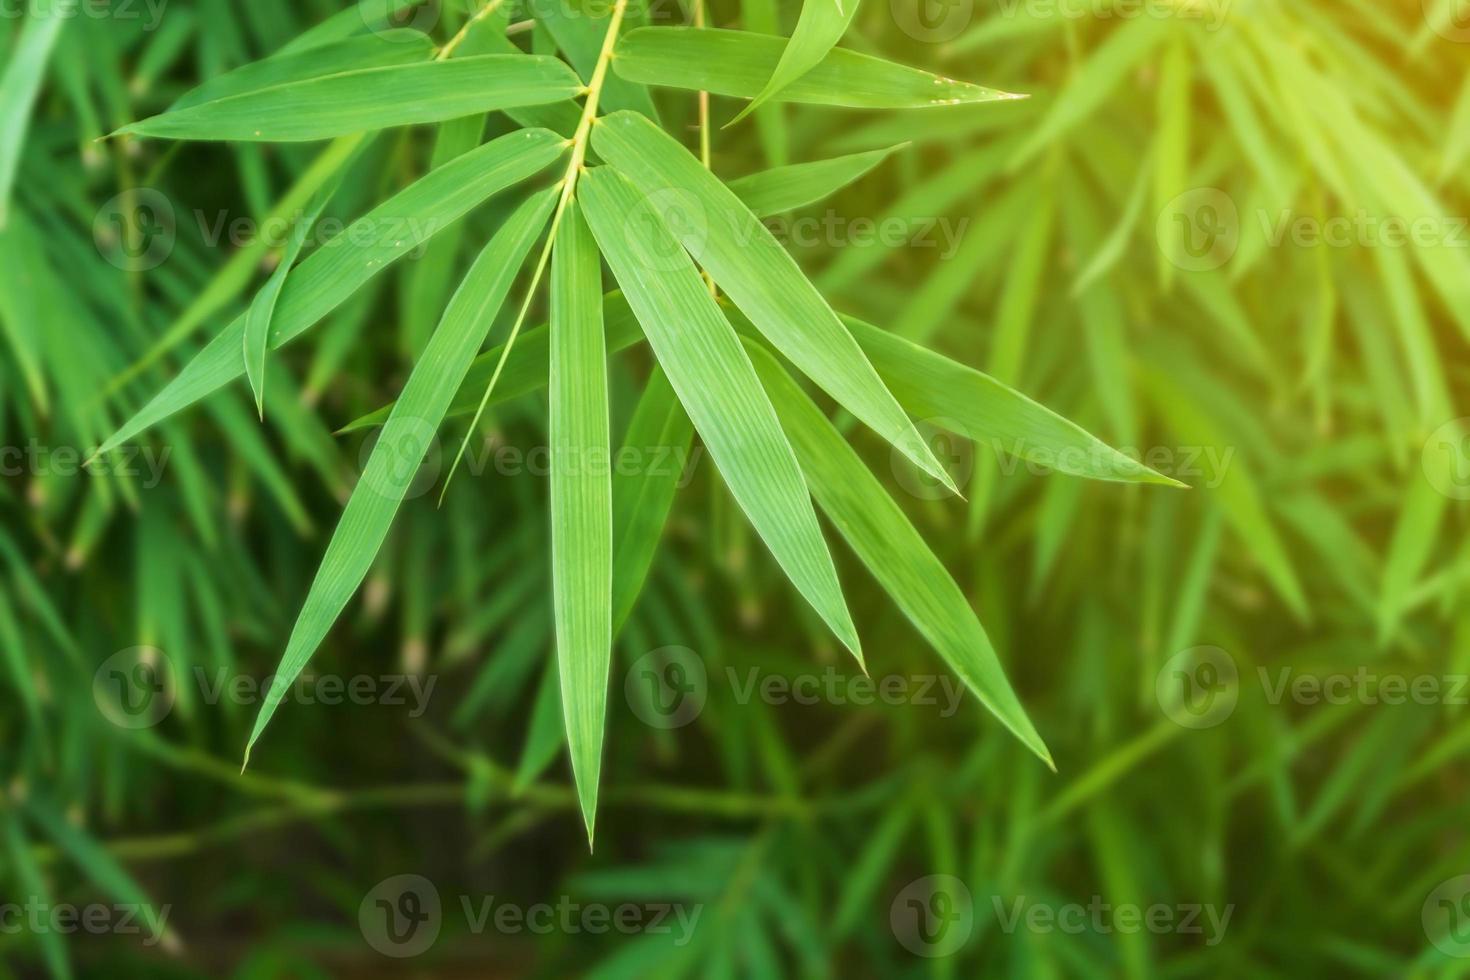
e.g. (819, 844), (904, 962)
(726, 143), (905, 217)
(91, 128), (567, 459)
(0, 0), (72, 229)
(244, 188), (558, 763)
(243, 170), (351, 418)
(610, 366), (693, 635)
(1, 814), (71, 980)
(580, 165), (861, 664)
(593, 111), (957, 494)
(747, 340), (1052, 766)
(170, 29), (434, 111)
(115, 56), (585, 142)
(549, 199), (614, 844)
(728, 0), (861, 125)
(840, 314), (1181, 486)
(22, 796), (174, 951)
(337, 291), (646, 434)
(613, 27), (1023, 109)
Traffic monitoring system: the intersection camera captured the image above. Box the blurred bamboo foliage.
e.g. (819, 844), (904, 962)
(2, 0), (1470, 976)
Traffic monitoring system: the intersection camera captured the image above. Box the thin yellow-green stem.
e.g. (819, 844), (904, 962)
(441, 0), (628, 499)
(435, 0), (511, 61)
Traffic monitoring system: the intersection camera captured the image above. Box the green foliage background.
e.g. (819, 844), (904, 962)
(2, 0), (1470, 975)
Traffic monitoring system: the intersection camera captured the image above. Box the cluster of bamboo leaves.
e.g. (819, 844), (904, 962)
(1, 0), (1469, 974)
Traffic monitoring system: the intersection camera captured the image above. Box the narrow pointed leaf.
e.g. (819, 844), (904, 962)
(244, 170), (351, 417)
(244, 188), (558, 762)
(92, 128), (566, 458)
(594, 111), (957, 494)
(840, 313), (1183, 486)
(610, 366), (694, 634)
(729, 0), (861, 125)
(550, 200), (614, 843)
(747, 340), (1052, 766)
(0, 0), (72, 228)
(170, 29), (434, 111)
(116, 56), (585, 141)
(727, 143), (905, 217)
(580, 165), (861, 663)
(613, 27), (1023, 109)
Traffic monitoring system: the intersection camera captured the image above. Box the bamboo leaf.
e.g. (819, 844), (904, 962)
(91, 128), (567, 459)
(728, 0), (861, 125)
(243, 188), (558, 763)
(170, 29), (434, 111)
(726, 143), (905, 217)
(243, 169), (351, 418)
(579, 165), (861, 664)
(0, 0), (72, 229)
(747, 340), (1053, 766)
(613, 27), (1023, 109)
(115, 56), (585, 142)
(593, 110), (957, 493)
(610, 365), (693, 634)
(549, 199), (614, 844)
